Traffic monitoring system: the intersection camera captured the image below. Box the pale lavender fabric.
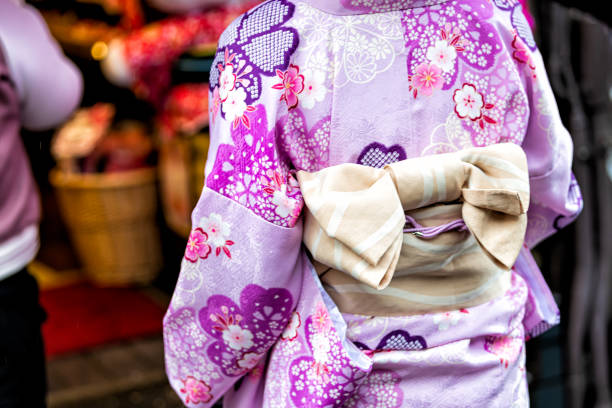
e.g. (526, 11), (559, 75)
(0, 1), (82, 248)
(163, 0), (582, 406)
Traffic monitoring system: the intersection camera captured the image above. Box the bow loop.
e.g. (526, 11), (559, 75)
(298, 144), (530, 290)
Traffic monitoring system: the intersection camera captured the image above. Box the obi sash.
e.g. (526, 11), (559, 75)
(297, 143), (530, 316)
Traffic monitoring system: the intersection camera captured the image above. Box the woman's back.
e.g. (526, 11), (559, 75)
(164, 1), (582, 407)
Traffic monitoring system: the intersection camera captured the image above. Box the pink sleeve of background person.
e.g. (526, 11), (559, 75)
(0, 0), (83, 131)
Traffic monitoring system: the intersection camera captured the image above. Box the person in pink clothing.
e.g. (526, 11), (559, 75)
(0, 1), (82, 406)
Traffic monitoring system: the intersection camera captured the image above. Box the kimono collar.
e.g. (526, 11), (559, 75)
(295, 0), (452, 15)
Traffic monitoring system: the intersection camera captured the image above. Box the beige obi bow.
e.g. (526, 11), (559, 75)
(297, 143), (529, 290)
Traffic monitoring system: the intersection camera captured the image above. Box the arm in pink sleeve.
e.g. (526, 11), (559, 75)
(518, 47), (583, 247)
(0, 1), (83, 131)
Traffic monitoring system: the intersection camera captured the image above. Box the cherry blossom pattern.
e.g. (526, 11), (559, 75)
(300, 70), (327, 109)
(343, 370), (404, 408)
(453, 83), (497, 129)
(492, 0), (537, 51)
(262, 169), (301, 223)
(217, 49), (257, 129)
(408, 62), (444, 98)
(288, 310), (368, 407)
(281, 311), (301, 341)
(432, 308), (470, 331)
(276, 109), (331, 172)
(426, 24), (467, 72)
(511, 35), (537, 80)
(272, 64), (305, 109)
(179, 377), (213, 405)
(164, 308), (222, 397)
(402, 0), (502, 91)
(357, 143), (407, 168)
(184, 228), (212, 263)
(199, 213), (234, 258)
(199, 285), (293, 377)
(484, 327), (524, 368)
(209, 0), (299, 107)
(207, 104), (304, 227)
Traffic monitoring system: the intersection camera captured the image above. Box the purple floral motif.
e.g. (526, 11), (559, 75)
(354, 330), (427, 353)
(276, 109), (331, 172)
(210, 0), (299, 108)
(199, 284), (293, 377)
(357, 142), (407, 168)
(207, 104), (303, 227)
(341, 0), (447, 13)
(289, 314), (369, 407)
(343, 370), (404, 408)
(402, 0), (502, 91)
(492, 0), (537, 51)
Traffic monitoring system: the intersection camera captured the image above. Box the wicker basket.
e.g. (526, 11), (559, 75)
(158, 133), (209, 238)
(49, 168), (162, 286)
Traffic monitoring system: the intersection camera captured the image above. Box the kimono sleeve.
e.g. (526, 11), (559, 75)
(518, 45), (583, 248)
(163, 4), (306, 406)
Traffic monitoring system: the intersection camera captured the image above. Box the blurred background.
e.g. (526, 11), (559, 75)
(12, 0), (612, 407)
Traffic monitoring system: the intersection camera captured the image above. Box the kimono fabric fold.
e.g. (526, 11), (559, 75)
(163, 0), (583, 406)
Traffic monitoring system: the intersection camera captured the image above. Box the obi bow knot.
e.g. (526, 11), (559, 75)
(297, 143), (530, 290)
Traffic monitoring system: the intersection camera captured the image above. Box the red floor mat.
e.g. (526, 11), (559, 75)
(40, 284), (167, 358)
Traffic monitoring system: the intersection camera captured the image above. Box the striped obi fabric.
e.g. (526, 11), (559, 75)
(297, 143), (530, 316)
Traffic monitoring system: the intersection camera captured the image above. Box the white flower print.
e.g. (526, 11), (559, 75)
(237, 352), (262, 369)
(222, 87), (248, 123)
(222, 325), (254, 350)
(453, 83), (484, 120)
(199, 213), (231, 247)
(311, 333), (331, 363)
(426, 40), (458, 73)
(295, 2), (403, 87)
(281, 312), (301, 341)
(432, 309), (467, 331)
(300, 70), (327, 109)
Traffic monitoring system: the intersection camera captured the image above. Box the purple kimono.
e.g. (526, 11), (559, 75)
(163, 1), (582, 406)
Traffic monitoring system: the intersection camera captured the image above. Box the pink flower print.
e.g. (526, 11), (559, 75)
(184, 228), (212, 263)
(511, 34), (537, 80)
(409, 62), (444, 98)
(271, 190), (299, 219)
(311, 360), (332, 384)
(281, 311), (301, 341)
(426, 40), (458, 73)
(179, 377), (212, 404)
(262, 170), (301, 222)
(237, 351), (263, 370)
(262, 169), (289, 195)
(485, 333), (523, 368)
(272, 64), (305, 110)
(312, 302), (331, 334)
(218, 63), (237, 102)
(210, 87), (221, 123)
(200, 213), (234, 258)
